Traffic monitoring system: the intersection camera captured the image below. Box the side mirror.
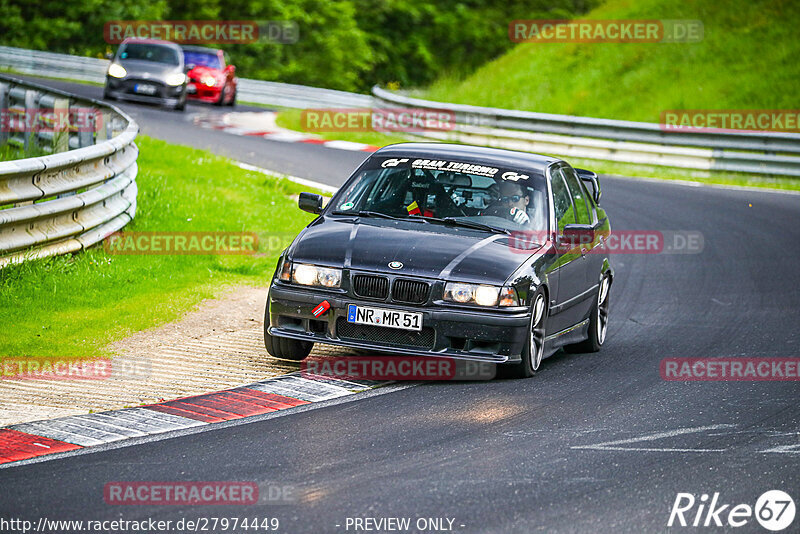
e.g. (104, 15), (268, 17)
(560, 223), (595, 249)
(298, 192), (323, 214)
(184, 63), (196, 72)
(576, 168), (601, 204)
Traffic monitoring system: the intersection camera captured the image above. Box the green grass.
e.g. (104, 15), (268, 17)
(275, 108), (412, 147)
(0, 140), (48, 162)
(423, 0), (798, 122)
(0, 136), (317, 357)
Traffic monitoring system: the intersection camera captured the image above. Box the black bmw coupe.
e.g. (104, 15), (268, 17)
(265, 143), (613, 378)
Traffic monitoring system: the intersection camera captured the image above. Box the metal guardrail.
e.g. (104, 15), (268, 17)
(0, 74), (138, 267)
(0, 45), (373, 109)
(372, 86), (800, 177)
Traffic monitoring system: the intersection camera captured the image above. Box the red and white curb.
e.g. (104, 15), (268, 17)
(194, 112), (379, 153)
(0, 373), (384, 466)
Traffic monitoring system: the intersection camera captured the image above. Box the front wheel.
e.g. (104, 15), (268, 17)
(215, 87), (227, 106)
(264, 330), (313, 361)
(506, 289), (547, 378)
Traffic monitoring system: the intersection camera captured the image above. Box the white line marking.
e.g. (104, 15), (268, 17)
(571, 424), (736, 453)
(759, 443), (800, 454)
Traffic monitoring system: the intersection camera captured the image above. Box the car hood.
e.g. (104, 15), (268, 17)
(117, 59), (181, 77)
(289, 218), (542, 284)
(187, 65), (223, 80)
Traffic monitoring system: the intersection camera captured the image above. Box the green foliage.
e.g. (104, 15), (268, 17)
(0, 0), (590, 91)
(424, 0), (800, 121)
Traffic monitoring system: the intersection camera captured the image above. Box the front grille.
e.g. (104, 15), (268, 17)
(353, 275), (389, 299)
(336, 318), (435, 349)
(392, 278), (430, 304)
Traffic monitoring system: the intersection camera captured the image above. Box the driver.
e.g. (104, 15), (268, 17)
(484, 181), (531, 225)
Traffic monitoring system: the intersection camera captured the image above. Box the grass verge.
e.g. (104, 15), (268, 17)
(0, 135), (317, 357)
(422, 0), (799, 122)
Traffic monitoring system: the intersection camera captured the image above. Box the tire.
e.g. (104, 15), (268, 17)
(103, 88), (116, 101)
(567, 275), (610, 353)
(506, 288), (547, 378)
(215, 87), (226, 106)
(226, 88), (236, 107)
(175, 96), (186, 111)
(263, 314), (313, 361)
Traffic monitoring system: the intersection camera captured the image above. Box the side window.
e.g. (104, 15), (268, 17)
(561, 167), (592, 225)
(550, 168), (575, 233)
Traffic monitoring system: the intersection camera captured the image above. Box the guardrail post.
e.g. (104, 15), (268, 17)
(95, 110), (109, 142)
(76, 104), (95, 148)
(22, 88), (37, 152)
(53, 97), (69, 153)
(0, 83), (8, 147)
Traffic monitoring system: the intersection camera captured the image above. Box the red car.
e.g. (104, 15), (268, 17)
(182, 46), (237, 106)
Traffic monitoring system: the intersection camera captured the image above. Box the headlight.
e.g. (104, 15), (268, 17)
(107, 63), (126, 78)
(444, 282), (519, 307)
(290, 263), (342, 288)
(201, 75), (217, 86)
(165, 72), (186, 86)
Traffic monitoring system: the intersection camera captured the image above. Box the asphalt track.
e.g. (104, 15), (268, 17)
(1, 77), (799, 533)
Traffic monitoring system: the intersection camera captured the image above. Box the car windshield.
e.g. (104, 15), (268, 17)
(119, 43), (180, 65)
(331, 156), (548, 233)
(183, 50), (221, 70)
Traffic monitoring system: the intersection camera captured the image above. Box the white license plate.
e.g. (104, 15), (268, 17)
(347, 304), (422, 331)
(134, 84), (157, 95)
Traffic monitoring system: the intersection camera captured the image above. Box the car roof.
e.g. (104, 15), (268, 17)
(120, 38), (182, 50)
(181, 45), (222, 54)
(373, 143), (562, 176)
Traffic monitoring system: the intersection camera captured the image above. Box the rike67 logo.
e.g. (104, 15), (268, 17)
(668, 491), (795, 531)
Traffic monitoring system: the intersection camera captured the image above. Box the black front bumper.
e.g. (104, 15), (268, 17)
(105, 77), (184, 106)
(267, 284), (530, 363)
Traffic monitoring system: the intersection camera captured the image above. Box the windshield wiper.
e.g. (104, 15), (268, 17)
(331, 210), (408, 221)
(409, 215), (511, 235)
